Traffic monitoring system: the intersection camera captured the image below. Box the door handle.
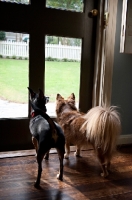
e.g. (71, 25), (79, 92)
(89, 9), (98, 17)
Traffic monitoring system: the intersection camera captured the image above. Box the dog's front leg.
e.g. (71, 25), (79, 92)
(74, 146), (81, 157)
(56, 149), (64, 181)
(34, 153), (44, 188)
(64, 143), (70, 159)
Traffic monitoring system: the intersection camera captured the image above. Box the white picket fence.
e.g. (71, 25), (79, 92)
(0, 41), (81, 61)
(0, 41), (28, 58)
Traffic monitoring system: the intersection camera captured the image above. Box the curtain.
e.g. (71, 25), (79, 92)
(92, 0), (118, 107)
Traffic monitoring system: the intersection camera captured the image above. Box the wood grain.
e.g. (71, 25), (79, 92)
(0, 145), (132, 200)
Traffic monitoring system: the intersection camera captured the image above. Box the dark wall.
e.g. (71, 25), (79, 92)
(112, 0), (132, 135)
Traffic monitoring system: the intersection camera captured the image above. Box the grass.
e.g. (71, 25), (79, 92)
(0, 59), (80, 103)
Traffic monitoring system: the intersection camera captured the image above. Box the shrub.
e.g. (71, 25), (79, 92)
(0, 31), (6, 40)
(46, 57), (54, 61)
(62, 58), (68, 62)
(12, 55), (16, 59)
(45, 57), (79, 62)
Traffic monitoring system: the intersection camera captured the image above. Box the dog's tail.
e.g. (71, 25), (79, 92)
(80, 106), (121, 157)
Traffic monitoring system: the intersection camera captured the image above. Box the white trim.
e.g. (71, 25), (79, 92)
(120, 0), (128, 52)
(118, 134), (132, 145)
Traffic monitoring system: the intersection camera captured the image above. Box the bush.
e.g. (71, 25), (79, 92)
(0, 55), (3, 58)
(12, 55), (16, 59)
(0, 31), (6, 40)
(45, 57), (79, 62)
(45, 57), (55, 61)
(62, 58), (69, 62)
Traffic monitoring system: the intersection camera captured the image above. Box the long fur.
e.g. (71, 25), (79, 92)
(80, 106), (121, 158)
(56, 93), (121, 177)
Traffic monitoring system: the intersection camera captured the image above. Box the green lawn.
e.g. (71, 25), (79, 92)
(0, 59), (80, 103)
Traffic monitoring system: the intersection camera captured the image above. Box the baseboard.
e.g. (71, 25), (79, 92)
(118, 134), (132, 145)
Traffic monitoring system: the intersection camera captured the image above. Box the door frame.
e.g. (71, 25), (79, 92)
(0, 0), (118, 151)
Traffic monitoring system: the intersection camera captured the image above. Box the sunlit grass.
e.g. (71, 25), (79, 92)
(0, 59), (80, 103)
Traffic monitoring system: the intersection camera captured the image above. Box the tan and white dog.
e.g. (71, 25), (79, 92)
(56, 93), (121, 177)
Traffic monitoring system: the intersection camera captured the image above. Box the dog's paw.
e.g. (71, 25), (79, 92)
(34, 181), (40, 188)
(64, 153), (69, 159)
(101, 171), (109, 178)
(44, 154), (49, 160)
(57, 174), (63, 181)
(74, 152), (81, 157)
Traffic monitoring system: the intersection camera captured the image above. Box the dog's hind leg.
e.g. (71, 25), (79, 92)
(56, 148), (64, 181)
(32, 137), (38, 155)
(74, 146), (81, 157)
(64, 143), (70, 159)
(44, 150), (49, 160)
(97, 147), (109, 177)
(106, 160), (111, 173)
(34, 153), (44, 188)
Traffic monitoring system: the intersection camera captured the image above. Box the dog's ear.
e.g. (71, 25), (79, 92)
(56, 94), (61, 100)
(39, 89), (46, 100)
(67, 93), (75, 100)
(71, 93), (75, 100)
(27, 87), (36, 99)
(67, 93), (75, 104)
(56, 94), (64, 100)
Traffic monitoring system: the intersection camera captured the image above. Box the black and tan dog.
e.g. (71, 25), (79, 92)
(28, 88), (65, 188)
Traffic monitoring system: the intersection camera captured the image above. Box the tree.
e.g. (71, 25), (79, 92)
(46, 1), (83, 46)
(0, 31), (6, 41)
(46, 0), (83, 12)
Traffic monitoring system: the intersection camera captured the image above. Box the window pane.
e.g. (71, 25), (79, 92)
(0, 31), (29, 118)
(46, 0), (84, 12)
(1, 0), (30, 4)
(45, 35), (81, 116)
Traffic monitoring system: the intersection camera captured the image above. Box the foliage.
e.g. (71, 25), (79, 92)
(45, 57), (79, 62)
(46, 35), (81, 46)
(46, 1), (83, 46)
(0, 31), (6, 41)
(12, 55), (16, 59)
(46, 0), (83, 12)
(45, 57), (55, 61)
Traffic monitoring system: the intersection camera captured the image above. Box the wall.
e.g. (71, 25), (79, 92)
(112, 0), (132, 143)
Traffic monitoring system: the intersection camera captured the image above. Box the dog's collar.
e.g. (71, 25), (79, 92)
(31, 111), (36, 118)
(31, 111), (46, 118)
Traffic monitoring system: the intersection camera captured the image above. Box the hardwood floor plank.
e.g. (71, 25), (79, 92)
(0, 146), (132, 200)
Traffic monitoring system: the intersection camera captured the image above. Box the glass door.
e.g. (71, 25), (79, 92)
(0, 0), (98, 151)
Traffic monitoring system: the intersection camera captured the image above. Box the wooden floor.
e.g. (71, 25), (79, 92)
(0, 145), (132, 200)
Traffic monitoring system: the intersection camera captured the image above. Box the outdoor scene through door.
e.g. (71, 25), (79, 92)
(46, 0), (84, 12)
(0, 31), (29, 118)
(0, 33), (81, 118)
(45, 35), (81, 116)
